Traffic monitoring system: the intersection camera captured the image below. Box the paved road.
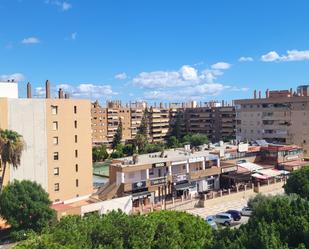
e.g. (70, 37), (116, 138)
(185, 188), (284, 227)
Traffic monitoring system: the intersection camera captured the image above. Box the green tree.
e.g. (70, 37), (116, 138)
(0, 180), (56, 232)
(189, 134), (208, 147)
(92, 144), (109, 162)
(170, 111), (183, 140)
(111, 118), (123, 150)
(134, 133), (148, 153)
(181, 133), (208, 148)
(122, 144), (135, 156)
(167, 136), (180, 148)
(137, 107), (149, 138)
(0, 129), (25, 191)
(284, 167), (309, 199)
(15, 210), (213, 249)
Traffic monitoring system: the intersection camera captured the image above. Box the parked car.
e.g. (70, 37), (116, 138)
(205, 216), (218, 230)
(241, 206), (253, 216)
(225, 210), (242, 221)
(213, 213), (233, 226)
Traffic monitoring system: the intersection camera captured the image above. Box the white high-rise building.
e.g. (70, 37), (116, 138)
(0, 81), (18, 98)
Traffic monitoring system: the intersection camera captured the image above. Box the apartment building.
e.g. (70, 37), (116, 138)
(91, 101), (146, 145)
(100, 148), (221, 207)
(235, 86), (309, 155)
(0, 81), (93, 203)
(148, 105), (171, 143)
(91, 100), (236, 145)
(185, 103), (236, 142)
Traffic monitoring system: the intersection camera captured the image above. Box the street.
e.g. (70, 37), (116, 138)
(185, 188), (285, 227)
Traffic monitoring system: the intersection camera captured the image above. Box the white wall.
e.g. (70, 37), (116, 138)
(81, 195), (132, 215)
(124, 170), (147, 183)
(8, 99), (49, 190)
(0, 83), (18, 98)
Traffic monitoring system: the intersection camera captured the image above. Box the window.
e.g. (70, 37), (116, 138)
(75, 135), (78, 143)
(52, 121), (58, 131)
(75, 164), (79, 172)
(75, 150), (78, 158)
(74, 120), (77, 128)
(54, 167), (59, 176)
(53, 137), (58, 145)
(74, 106), (77, 114)
(53, 152), (59, 160)
(76, 179), (79, 187)
(51, 105), (58, 115)
(54, 183), (59, 191)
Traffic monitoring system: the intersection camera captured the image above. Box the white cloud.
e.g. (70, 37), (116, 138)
(261, 51), (280, 62)
(115, 72), (128, 80)
(133, 62), (247, 101)
(143, 83), (227, 101)
(0, 73), (25, 82)
(180, 65), (198, 81)
(211, 62), (231, 70)
(261, 50), (309, 62)
(45, 0), (72, 11)
(71, 32), (77, 40)
(34, 83), (117, 99)
(62, 1), (71, 11)
(239, 56), (254, 62)
(133, 65), (202, 89)
(21, 37), (40, 44)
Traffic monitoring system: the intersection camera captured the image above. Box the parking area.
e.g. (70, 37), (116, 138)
(185, 188), (284, 227)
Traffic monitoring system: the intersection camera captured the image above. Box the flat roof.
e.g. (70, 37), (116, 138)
(112, 148), (219, 167)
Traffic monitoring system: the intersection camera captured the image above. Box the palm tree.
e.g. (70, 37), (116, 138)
(0, 129), (25, 191)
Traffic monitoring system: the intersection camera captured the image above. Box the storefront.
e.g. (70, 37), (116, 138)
(172, 173), (194, 197)
(131, 181), (152, 207)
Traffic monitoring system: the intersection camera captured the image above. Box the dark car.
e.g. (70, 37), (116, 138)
(225, 210), (242, 221)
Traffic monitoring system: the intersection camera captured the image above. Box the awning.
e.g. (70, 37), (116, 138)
(258, 169), (281, 177)
(132, 191), (152, 200)
(237, 162), (263, 172)
(174, 182), (195, 191)
(252, 173), (269, 180)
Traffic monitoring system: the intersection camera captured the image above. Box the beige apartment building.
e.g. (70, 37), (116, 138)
(235, 86), (309, 155)
(185, 103), (236, 142)
(91, 100), (236, 145)
(91, 101), (146, 145)
(0, 81), (93, 203)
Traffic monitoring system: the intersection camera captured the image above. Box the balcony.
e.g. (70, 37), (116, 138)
(190, 167), (221, 180)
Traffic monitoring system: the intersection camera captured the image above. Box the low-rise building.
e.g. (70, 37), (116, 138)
(100, 147), (221, 207)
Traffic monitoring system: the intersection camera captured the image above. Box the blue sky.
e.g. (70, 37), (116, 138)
(1, 0), (309, 104)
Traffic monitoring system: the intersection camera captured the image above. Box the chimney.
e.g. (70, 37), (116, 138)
(289, 88), (293, 96)
(159, 102), (163, 108)
(258, 91), (261, 99)
(254, 90), (257, 99)
(222, 100), (224, 107)
(266, 89), (269, 98)
(58, 88), (64, 99)
(27, 82), (32, 98)
(64, 93), (70, 99)
(45, 80), (51, 98)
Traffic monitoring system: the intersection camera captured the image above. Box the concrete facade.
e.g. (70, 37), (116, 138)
(8, 99), (49, 190)
(0, 96), (93, 203)
(235, 87), (309, 155)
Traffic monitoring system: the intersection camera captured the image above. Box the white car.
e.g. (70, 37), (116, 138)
(241, 206), (253, 216)
(205, 216), (218, 230)
(213, 213), (233, 226)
